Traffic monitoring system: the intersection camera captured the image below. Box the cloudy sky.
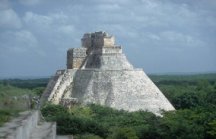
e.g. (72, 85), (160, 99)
(0, 0), (215, 77)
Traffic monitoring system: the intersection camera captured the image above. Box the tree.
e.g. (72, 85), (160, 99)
(158, 110), (205, 139)
(108, 127), (138, 139)
(207, 120), (216, 138)
(172, 91), (202, 109)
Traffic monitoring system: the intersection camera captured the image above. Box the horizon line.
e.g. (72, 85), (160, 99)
(0, 71), (216, 79)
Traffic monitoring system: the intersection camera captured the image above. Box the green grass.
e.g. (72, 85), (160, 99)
(0, 83), (43, 126)
(0, 84), (35, 97)
(0, 109), (20, 126)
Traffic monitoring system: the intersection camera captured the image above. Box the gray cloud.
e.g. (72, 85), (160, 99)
(0, 0), (22, 29)
(0, 9), (22, 29)
(0, 30), (38, 54)
(0, 0), (215, 77)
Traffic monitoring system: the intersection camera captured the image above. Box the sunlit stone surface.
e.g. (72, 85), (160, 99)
(41, 31), (175, 115)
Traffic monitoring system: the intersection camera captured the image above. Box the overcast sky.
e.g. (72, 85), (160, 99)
(0, 0), (216, 77)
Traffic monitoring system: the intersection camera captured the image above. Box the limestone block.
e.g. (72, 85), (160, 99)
(102, 46), (122, 54)
(103, 37), (115, 47)
(67, 48), (87, 69)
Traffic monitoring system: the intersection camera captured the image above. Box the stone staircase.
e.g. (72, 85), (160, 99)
(40, 69), (80, 109)
(48, 70), (73, 104)
(40, 70), (64, 105)
(0, 110), (56, 139)
(40, 69), (75, 105)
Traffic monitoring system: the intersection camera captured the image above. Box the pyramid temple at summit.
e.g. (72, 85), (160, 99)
(40, 31), (175, 115)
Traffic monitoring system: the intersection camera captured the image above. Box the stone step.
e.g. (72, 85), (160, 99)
(30, 122), (56, 139)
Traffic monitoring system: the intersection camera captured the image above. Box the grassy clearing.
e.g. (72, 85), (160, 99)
(0, 84), (37, 109)
(0, 80), (46, 126)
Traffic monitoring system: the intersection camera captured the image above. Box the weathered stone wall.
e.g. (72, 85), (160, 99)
(72, 58), (85, 69)
(0, 111), (56, 139)
(88, 46), (122, 55)
(81, 31), (115, 48)
(67, 49), (73, 69)
(67, 48), (87, 69)
(103, 37), (115, 47)
(93, 36), (115, 48)
(70, 69), (175, 115)
(102, 46), (122, 53)
(83, 53), (133, 70)
(91, 47), (122, 54)
(81, 33), (92, 48)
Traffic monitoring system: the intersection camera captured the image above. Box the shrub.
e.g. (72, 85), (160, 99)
(41, 103), (69, 120)
(41, 104), (108, 137)
(75, 134), (103, 139)
(108, 127), (139, 139)
(56, 115), (85, 134)
(32, 87), (45, 96)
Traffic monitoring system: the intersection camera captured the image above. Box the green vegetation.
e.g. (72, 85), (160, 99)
(41, 103), (216, 139)
(40, 73), (216, 139)
(0, 78), (47, 126)
(0, 78), (48, 89)
(0, 109), (20, 126)
(1, 74), (216, 138)
(149, 73), (216, 82)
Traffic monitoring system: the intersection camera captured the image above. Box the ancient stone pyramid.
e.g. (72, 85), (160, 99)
(41, 31), (175, 115)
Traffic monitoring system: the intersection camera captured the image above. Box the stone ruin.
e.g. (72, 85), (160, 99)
(41, 31), (175, 115)
(0, 111), (56, 139)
